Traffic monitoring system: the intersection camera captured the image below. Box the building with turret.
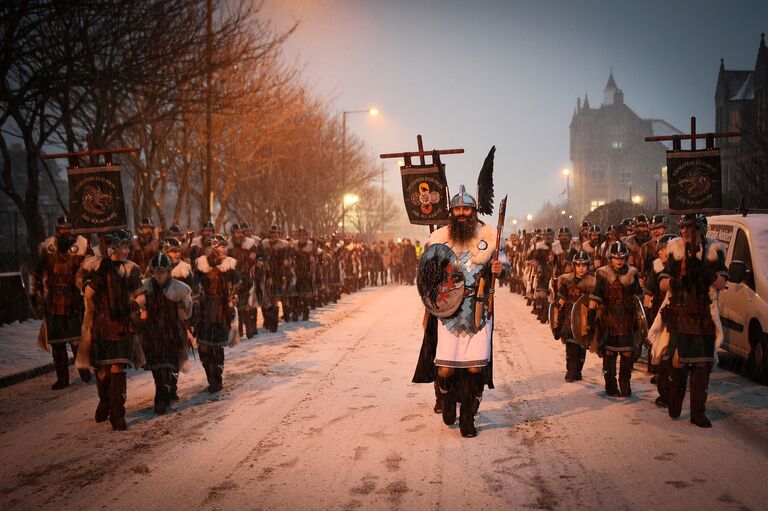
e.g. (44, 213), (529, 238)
(715, 33), (768, 203)
(569, 71), (675, 221)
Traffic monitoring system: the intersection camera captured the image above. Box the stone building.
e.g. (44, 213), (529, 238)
(715, 33), (768, 203)
(569, 71), (674, 221)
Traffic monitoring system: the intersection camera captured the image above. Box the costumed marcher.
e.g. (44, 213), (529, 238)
(582, 224), (603, 267)
(642, 233), (678, 407)
(587, 241), (643, 397)
(135, 253), (194, 414)
(194, 234), (241, 393)
(77, 229), (144, 431)
(413, 146), (509, 438)
(651, 214), (727, 427)
(624, 214), (651, 272)
(190, 221), (215, 262)
(130, 217), (159, 275)
(529, 227), (553, 323)
(638, 214), (667, 282)
(167, 224), (192, 264)
(228, 222), (260, 337)
(553, 226), (576, 278)
(162, 237), (198, 400)
(291, 227), (315, 321)
(261, 226), (291, 331)
(31, 215), (92, 389)
(552, 251), (595, 382)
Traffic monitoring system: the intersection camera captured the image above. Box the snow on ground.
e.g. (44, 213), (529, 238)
(0, 320), (54, 379)
(1, 285), (767, 510)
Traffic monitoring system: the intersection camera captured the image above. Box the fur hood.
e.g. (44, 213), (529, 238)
(653, 258), (665, 274)
(667, 236), (725, 263)
(195, 255), (237, 273)
(426, 222), (497, 265)
(171, 260), (193, 279)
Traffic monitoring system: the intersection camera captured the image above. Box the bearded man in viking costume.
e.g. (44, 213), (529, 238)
(413, 147), (509, 438)
(32, 215), (92, 389)
(652, 214), (727, 427)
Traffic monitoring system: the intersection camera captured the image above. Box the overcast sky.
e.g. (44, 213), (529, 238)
(262, 0), (768, 223)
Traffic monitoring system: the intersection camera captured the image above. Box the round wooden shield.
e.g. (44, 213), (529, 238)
(417, 243), (465, 318)
(570, 294), (600, 352)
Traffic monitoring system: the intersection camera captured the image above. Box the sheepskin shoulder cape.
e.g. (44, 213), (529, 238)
(195, 255), (237, 273)
(41, 235), (89, 255)
(666, 236), (725, 263)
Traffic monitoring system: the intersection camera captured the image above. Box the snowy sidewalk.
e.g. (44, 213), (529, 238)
(0, 320), (63, 387)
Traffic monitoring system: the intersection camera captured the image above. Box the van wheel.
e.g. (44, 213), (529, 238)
(748, 328), (768, 384)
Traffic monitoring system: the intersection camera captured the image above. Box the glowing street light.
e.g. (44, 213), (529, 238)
(526, 213), (533, 221)
(632, 195), (643, 204)
(344, 193), (360, 207)
(512, 218), (518, 225)
(341, 106), (380, 234)
(562, 168), (571, 201)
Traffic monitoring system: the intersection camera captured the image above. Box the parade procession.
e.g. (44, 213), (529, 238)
(2, 2), (768, 511)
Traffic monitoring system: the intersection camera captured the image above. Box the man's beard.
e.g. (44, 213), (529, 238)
(449, 214), (478, 244)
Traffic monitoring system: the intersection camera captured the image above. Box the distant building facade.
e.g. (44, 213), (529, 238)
(569, 71), (673, 221)
(715, 34), (768, 201)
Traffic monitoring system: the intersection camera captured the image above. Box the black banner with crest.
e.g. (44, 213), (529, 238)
(666, 149), (722, 214)
(67, 165), (128, 234)
(400, 164), (449, 225)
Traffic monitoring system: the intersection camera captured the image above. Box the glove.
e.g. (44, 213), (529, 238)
(586, 308), (596, 338)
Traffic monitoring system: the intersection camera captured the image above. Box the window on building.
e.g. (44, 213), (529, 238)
(611, 141), (623, 149)
(730, 110), (740, 131)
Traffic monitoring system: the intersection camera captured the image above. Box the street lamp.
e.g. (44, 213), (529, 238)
(632, 195), (643, 204)
(341, 107), (379, 235)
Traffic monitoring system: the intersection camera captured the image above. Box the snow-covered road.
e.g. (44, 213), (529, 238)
(1, 285), (767, 510)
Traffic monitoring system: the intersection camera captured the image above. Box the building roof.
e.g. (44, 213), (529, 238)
(604, 69), (618, 91)
(730, 72), (754, 101)
(720, 70), (753, 100)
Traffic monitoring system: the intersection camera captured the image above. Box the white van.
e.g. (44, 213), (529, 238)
(707, 214), (768, 383)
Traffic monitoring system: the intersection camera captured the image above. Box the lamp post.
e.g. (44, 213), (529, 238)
(341, 108), (379, 235)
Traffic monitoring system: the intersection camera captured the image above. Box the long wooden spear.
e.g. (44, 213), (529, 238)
(487, 195), (507, 319)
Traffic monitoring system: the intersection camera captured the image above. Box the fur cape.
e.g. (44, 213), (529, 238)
(193, 255), (240, 347)
(195, 255), (237, 273)
(40, 235), (89, 255)
(648, 237), (726, 365)
(229, 236), (258, 251)
(171, 260), (193, 280)
(75, 257), (145, 370)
